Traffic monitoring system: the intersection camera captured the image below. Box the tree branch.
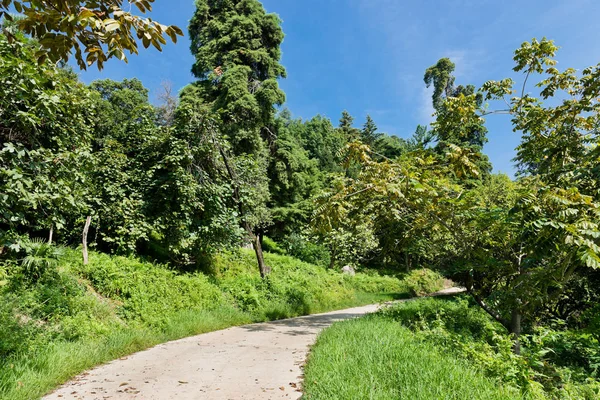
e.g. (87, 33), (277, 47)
(468, 287), (510, 329)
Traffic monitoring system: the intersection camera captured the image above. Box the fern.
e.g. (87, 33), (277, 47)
(20, 238), (64, 281)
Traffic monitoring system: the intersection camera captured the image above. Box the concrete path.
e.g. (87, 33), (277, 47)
(43, 288), (464, 400)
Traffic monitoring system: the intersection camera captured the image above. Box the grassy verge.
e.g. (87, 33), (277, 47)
(0, 308), (248, 400)
(303, 315), (521, 400)
(305, 295), (600, 400)
(0, 248), (437, 400)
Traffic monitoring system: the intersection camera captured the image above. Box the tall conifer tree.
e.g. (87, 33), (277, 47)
(360, 115), (381, 146)
(187, 0), (286, 277)
(338, 110), (360, 141)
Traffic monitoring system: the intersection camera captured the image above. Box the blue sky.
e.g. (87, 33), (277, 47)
(77, 0), (600, 175)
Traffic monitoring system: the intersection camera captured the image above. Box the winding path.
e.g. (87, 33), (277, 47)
(44, 288), (463, 400)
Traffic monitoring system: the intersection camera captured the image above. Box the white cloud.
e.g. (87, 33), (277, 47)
(442, 49), (490, 82)
(419, 86), (436, 124)
(443, 50), (468, 78)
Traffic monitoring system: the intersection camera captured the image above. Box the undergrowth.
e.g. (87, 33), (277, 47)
(0, 247), (429, 400)
(376, 296), (600, 399)
(304, 296), (599, 399)
(303, 315), (521, 400)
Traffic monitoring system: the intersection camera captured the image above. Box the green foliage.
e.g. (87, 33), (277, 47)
(425, 57), (491, 183)
(0, 33), (95, 236)
(433, 39), (600, 342)
(0, 246), (410, 399)
(0, 294), (40, 359)
(0, 60), (243, 262)
(261, 236), (286, 255)
(360, 115), (382, 146)
(0, 6), (598, 398)
(185, 0), (290, 276)
(71, 251), (224, 326)
(375, 134), (408, 159)
(211, 250), (404, 317)
(424, 58), (457, 110)
(369, 126), (434, 161)
(338, 110), (360, 141)
(280, 233), (331, 267)
(87, 78), (162, 253)
(188, 0), (285, 134)
(380, 297), (600, 399)
(431, 92), (489, 158)
(312, 142), (465, 270)
(267, 114), (326, 235)
(312, 40), (600, 364)
(403, 268), (445, 297)
(303, 315), (520, 400)
(0, 0), (182, 70)
(165, 97), (244, 260)
(18, 238), (64, 282)
(297, 115), (346, 173)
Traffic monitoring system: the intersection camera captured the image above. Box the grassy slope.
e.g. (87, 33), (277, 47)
(303, 314), (522, 400)
(0, 248), (418, 400)
(304, 296), (600, 400)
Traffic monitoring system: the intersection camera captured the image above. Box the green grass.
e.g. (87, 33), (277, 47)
(304, 296), (600, 400)
(303, 315), (522, 400)
(0, 307), (248, 400)
(377, 296), (600, 399)
(0, 247), (430, 400)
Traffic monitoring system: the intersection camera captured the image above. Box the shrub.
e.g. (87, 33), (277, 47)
(403, 268), (445, 296)
(68, 251), (225, 327)
(0, 294), (42, 359)
(380, 296), (600, 399)
(281, 233), (330, 267)
(19, 239), (64, 282)
(261, 236), (286, 255)
(212, 250), (407, 319)
(345, 272), (407, 294)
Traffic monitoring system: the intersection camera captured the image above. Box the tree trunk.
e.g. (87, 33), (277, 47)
(511, 250), (524, 355)
(48, 224), (53, 245)
(247, 224), (270, 278)
(405, 252), (411, 273)
(217, 145), (270, 278)
(82, 216), (91, 265)
(510, 308), (522, 355)
(328, 247), (336, 270)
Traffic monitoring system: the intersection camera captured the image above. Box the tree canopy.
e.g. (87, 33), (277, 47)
(0, 0), (182, 69)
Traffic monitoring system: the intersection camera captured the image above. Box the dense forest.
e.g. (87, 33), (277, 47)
(0, 1), (599, 399)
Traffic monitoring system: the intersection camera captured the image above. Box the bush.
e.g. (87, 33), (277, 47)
(68, 251), (225, 327)
(18, 239), (64, 283)
(0, 294), (42, 359)
(281, 233), (330, 267)
(214, 250), (363, 318)
(261, 236), (286, 255)
(345, 271), (407, 294)
(403, 268), (445, 296)
(380, 296), (600, 399)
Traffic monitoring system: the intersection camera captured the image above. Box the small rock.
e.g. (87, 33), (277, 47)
(341, 265), (355, 276)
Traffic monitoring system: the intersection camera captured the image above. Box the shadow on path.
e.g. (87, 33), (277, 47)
(239, 287), (466, 337)
(239, 311), (370, 336)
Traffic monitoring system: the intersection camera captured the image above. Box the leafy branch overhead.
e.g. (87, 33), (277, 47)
(0, 0), (183, 69)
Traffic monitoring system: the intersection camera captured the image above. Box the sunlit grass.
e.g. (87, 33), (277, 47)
(303, 315), (522, 400)
(0, 248), (409, 400)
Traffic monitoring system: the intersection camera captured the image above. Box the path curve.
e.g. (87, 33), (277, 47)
(44, 288), (464, 400)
